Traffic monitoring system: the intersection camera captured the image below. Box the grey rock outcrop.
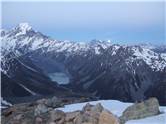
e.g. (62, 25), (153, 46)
(119, 97), (160, 124)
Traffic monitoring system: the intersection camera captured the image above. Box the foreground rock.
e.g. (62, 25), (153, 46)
(1, 96), (92, 124)
(99, 110), (119, 124)
(1, 97), (160, 124)
(66, 103), (119, 124)
(119, 97), (160, 124)
(1, 101), (120, 124)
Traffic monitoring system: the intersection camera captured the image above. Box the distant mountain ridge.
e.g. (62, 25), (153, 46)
(1, 23), (166, 105)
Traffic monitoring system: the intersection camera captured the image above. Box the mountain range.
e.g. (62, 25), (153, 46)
(1, 23), (166, 105)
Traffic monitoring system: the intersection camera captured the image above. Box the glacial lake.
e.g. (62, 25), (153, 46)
(48, 72), (69, 84)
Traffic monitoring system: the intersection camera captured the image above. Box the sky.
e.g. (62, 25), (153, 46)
(1, 1), (166, 44)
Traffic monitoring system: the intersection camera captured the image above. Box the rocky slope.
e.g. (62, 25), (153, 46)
(1, 23), (166, 105)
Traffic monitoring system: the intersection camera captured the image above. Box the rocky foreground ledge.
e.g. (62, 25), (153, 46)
(1, 97), (161, 124)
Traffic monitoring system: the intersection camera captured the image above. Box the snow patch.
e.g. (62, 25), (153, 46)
(0, 97), (12, 109)
(18, 83), (37, 95)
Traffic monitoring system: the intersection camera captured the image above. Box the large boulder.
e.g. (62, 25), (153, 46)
(46, 96), (62, 108)
(73, 103), (119, 124)
(36, 96), (62, 108)
(82, 111), (99, 124)
(34, 103), (49, 116)
(82, 103), (94, 112)
(73, 112), (83, 124)
(69, 103), (101, 124)
(65, 111), (81, 122)
(83, 103), (104, 113)
(81, 103), (104, 124)
(120, 97), (160, 123)
(98, 110), (120, 124)
(49, 110), (65, 124)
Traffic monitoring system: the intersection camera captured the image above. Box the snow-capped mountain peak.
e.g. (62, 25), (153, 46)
(12, 22), (33, 36)
(15, 22), (32, 32)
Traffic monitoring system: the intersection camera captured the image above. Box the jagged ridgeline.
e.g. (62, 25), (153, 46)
(1, 23), (166, 105)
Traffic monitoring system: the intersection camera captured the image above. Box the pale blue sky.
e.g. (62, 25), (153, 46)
(1, 1), (165, 44)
